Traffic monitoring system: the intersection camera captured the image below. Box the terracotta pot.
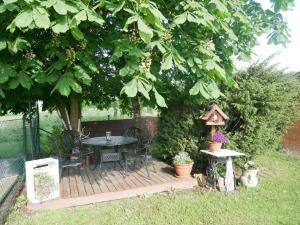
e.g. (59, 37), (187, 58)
(174, 163), (193, 178)
(85, 155), (91, 166)
(208, 141), (222, 152)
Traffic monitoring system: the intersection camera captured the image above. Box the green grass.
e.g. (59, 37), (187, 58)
(5, 151), (300, 225)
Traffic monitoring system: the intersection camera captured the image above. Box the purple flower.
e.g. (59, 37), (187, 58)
(212, 132), (229, 143)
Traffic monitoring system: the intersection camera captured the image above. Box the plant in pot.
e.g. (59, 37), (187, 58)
(173, 152), (194, 178)
(208, 132), (228, 152)
(240, 161), (258, 187)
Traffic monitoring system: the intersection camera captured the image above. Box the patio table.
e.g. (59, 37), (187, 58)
(82, 136), (138, 170)
(200, 149), (245, 192)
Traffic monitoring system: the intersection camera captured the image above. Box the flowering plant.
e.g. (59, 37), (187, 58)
(212, 132), (229, 143)
(173, 152), (193, 164)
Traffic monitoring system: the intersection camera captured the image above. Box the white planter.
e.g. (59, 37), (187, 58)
(240, 169), (258, 188)
(25, 158), (60, 203)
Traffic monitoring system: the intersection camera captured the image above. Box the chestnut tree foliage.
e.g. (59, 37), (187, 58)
(0, 0), (294, 115)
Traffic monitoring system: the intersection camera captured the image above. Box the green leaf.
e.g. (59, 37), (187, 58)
(0, 65), (16, 83)
(33, 7), (50, 29)
(74, 65), (91, 85)
(87, 11), (104, 25)
(3, 0), (18, 4)
(199, 82), (210, 99)
(121, 79), (138, 97)
(41, 0), (57, 8)
(119, 66), (130, 76)
(173, 13), (187, 25)
(15, 9), (33, 28)
(207, 81), (221, 99)
(145, 71), (157, 81)
(189, 81), (201, 95)
(34, 72), (47, 84)
(73, 10), (87, 25)
(69, 81), (82, 93)
(112, 0), (125, 16)
(53, 76), (74, 96)
(71, 27), (84, 40)
(53, 0), (68, 15)
(0, 89), (5, 98)
(161, 54), (173, 70)
(19, 72), (32, 89)
(7, 37), (30, 54)
(211, 0), (228, 13)
(52, 16), (69, 33)
(123, 15), (138, 31)
(0, 41), (7, 51)
(153, 88), (167, 108)
(9, 78), (20, 89)
(0, 69), (9, 84)
(137, 80), (150, 100)
(65, 2), (79, 13)
(137, 18), (153, 43)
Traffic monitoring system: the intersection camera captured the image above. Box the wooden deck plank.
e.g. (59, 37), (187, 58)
(124, 171), (145, 188)
(103, 168), (124, 191)
(90, 169), (110, 193)
(60, 169), (70, 198)
(74, 167), (86, 197)
(110, 170), (131, 190)
(85, 167), (102, 194)
(68, 167), (79, 198)
(96, 168), (117, 192)
(80, 167), (94, 196)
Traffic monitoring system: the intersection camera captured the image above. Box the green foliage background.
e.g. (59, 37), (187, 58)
(154, 62), (300, 170)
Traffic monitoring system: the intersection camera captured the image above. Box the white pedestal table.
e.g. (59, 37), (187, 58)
(200, 149), (245, 192)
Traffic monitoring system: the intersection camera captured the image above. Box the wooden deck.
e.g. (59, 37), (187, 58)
(28, 160), (197, 211)
(60, 160), (181, 198)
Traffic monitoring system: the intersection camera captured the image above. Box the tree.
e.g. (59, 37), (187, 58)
(0, 0), (295, 129)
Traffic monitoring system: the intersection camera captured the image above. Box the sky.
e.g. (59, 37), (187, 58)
(237, 0), (300, 72)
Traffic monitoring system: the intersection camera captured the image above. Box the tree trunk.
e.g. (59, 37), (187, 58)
(131, 97), (141, 128)
(70, 94), (81, 131)
(57, 94), (81, 131)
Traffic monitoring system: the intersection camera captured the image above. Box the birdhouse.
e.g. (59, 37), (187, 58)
(201, 104), (229, 139)
(200, 104), (229, 126)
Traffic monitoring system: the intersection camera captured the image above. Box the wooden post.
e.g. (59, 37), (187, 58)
(210, 125), (216, 140)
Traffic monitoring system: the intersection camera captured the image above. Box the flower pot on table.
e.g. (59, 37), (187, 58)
(208, 141), (222, 152)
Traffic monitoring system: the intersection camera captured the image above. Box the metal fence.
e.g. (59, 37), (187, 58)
(0, 112), (39, 224)
(0, 118), (24, 224)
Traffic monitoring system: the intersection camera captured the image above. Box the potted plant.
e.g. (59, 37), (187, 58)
(208, 132), (228, 152)
(173, 152), (193, 178)
(240, 161), (258, 187)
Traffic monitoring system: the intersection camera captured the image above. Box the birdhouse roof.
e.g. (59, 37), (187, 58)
(200, 104), (229, 120)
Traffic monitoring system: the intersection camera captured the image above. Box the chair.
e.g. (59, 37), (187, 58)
(124, 136), (156, 179)
(123, 126), (144, 147)
(61, 130), (81, 159)
(49, 135), (83, 169)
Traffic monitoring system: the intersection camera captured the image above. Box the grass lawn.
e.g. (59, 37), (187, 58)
(5, 151), (300, 225)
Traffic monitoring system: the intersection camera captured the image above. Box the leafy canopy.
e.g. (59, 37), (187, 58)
(0, 0), (294, 113)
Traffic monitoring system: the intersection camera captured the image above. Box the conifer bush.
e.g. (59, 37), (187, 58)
(155, 62), (300, 168)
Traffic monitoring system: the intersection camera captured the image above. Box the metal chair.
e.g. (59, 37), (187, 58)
(124, 136), (156, 179)
(40, 129), (83, 170)
(61, 130), (81, 159)
(123, 126), (144, 147)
